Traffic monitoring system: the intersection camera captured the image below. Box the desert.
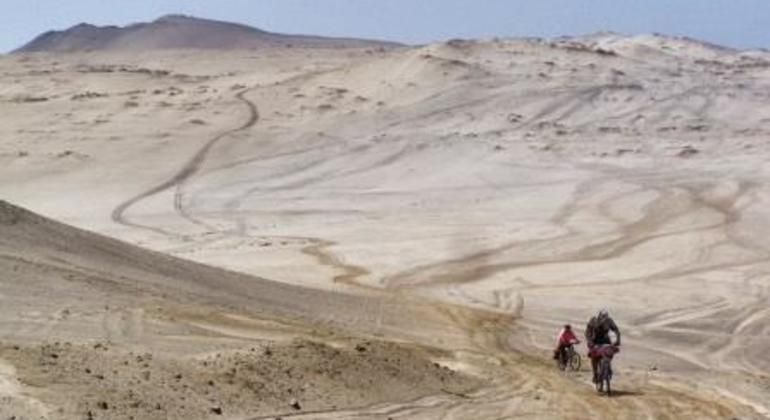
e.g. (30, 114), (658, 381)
(1, 15), (769, 419)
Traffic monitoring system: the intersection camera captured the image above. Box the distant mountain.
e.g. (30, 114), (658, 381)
(14, 14), (403, 53)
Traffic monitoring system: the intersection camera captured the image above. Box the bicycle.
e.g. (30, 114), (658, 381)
(593, 344), (619, 396)
(556, 343), (581, 371)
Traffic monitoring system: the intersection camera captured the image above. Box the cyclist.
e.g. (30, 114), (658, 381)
(553, 324), (580, 365)
(585, 309), (621, 383)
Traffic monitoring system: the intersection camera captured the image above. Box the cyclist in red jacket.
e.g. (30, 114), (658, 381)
(553, 324), (580, 362)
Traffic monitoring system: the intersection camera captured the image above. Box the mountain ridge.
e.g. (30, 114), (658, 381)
(14, 14), (404, 53)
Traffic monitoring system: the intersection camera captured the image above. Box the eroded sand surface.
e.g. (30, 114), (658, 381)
(1, 35), (770, 418)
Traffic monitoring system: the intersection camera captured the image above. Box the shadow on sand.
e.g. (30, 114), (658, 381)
(606, 389), (644, 398)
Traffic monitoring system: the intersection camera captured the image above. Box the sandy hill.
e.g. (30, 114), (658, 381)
(14, 14), (403, 53)
(0, 199), (482, 419)
(0, 198), (330, 321)
(0, 199), (472, 344)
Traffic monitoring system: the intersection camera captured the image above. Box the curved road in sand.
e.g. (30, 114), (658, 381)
(110, 89), (260, 236)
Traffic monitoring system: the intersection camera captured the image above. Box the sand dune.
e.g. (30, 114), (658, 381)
(0, 200), (486, 418)
(1, 27), (769, 419)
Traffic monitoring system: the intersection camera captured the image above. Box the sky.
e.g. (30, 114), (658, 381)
(2, 0), (769, 53)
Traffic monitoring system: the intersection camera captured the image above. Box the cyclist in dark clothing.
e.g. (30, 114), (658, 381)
(585, 309), (621, 383)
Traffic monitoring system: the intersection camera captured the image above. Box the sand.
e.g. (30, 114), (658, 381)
(1, 33), (769, 419)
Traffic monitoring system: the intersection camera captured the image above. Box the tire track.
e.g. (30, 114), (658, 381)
(300, 238), (372, 290)
(242, 296), (760, 419)
(113, 66), (354, 243)
(110, 89), (259, 236)
(174, 90), (259, 229)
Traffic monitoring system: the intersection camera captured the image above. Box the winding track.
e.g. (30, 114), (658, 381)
(110, 89), (259, 235)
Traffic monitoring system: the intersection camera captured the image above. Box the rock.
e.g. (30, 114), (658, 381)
(211, 406), (223, 415)
(615, 148), (636, 156)
(290, 398), (301, 410)
(97, 401), (109, 410)
(677, 145), (699, 157)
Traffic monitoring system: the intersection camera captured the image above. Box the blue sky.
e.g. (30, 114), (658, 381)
(2, 0), (768, 52)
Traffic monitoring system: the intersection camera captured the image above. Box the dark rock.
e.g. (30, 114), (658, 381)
(677, 145), (699, 157)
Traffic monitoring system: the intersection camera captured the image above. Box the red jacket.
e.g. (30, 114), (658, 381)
(557, 328), (579, 346)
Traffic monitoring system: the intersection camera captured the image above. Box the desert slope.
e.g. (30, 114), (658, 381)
(0, 200), (486, 419)
(0, 199), (483, 346)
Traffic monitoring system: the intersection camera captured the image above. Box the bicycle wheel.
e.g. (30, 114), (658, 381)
(555, 349), (569, 371)
(597, 358), (612, 396)
(569, 352), (581, 371)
